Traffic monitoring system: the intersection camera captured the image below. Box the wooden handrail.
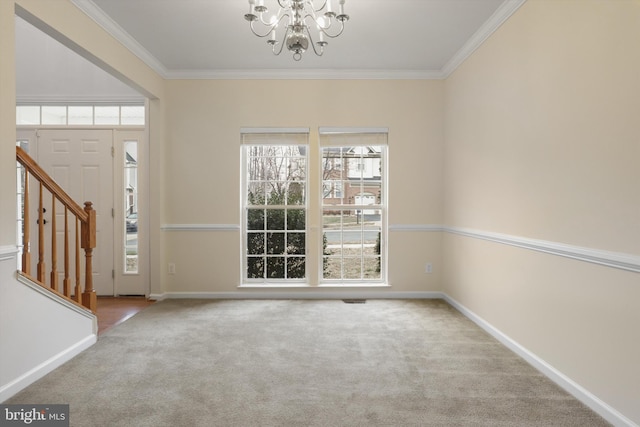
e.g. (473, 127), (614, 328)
(16, 147), (88, 222)
(16, 146), (97, 313)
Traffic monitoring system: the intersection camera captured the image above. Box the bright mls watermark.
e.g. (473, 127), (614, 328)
(0, 405), (68, 426)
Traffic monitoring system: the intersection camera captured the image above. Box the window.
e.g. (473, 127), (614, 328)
(320, 130), (387, 283)
(242, 131), (308, 283)
(124, 141), (138, 274)
(16, 104), (144, 126)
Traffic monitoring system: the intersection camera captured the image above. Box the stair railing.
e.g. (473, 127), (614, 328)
(16, 146), (97, 313)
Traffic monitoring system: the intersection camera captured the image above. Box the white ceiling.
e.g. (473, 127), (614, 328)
(16, 0), (526, 101)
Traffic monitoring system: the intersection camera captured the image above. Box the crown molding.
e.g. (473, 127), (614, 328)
(70, 0), (169, 78)
(162, 69), (445, 80)
(71, 0), (525, 81)
(440, 0), (527, 78)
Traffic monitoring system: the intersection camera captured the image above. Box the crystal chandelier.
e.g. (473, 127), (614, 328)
(244, 0), (349, 61)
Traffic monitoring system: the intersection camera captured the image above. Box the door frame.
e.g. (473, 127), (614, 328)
(16, 125), (149, 297)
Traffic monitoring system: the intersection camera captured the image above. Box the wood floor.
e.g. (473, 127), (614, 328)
(96, 296), (154, 335)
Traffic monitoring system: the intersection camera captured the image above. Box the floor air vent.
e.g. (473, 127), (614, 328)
(342, 299), (367, 304)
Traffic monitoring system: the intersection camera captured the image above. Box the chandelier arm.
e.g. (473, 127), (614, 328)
(322, 21), (345, 38)
(305, 26), (325, 57)
(303, 13), (344, 38)
(314, 0), (329, 14)
(258, 6), (285, 26)
(249, 20), (275, 38)
(250, 13), (290, 38)
(271, 25), (290, 56)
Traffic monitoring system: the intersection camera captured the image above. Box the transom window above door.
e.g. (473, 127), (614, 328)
(16, 104), (144, 126)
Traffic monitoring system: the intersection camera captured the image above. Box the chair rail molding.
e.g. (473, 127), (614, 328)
(446, 226), (640, 273)
(160, 224), (240, 232)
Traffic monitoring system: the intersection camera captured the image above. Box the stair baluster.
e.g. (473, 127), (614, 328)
(16, 146), (97, 313)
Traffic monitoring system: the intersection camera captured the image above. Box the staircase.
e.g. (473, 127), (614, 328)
(16, 146), (97, 313)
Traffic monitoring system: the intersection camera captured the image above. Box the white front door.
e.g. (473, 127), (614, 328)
(35, 129), (115, 296)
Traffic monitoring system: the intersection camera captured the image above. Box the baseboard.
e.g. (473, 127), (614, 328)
(0, 334), (97, 402)
(150, 291), (445, 300)
(442, 293), (637, 427)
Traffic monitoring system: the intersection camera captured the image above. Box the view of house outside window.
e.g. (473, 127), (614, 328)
(321, 140), (386, 282)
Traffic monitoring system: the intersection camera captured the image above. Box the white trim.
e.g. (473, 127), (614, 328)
(161, 224), (240, 232)
(17, 95), (145, 105)
(442, 293), (637, 427)
(16, 273), (97, 321)
(389, 224), (443, 232)
(0, 246), (18, 262)
(158, 223), (639, 272)
(440, 0), (527, 78)
(163, 69), (446, 80)
(70, 0), (169, 78)
(239, 127), (310, 134)
(446, 226), (640, 273)
(319, 127), (390, 135)
(0, 335), (97, 402)
(148, 291), (443, 300)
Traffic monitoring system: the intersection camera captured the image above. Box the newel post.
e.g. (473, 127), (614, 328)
(81, 201), (97, 313)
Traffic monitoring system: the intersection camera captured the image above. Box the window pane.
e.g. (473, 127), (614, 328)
(363, 257), (381, 279)
(41, 106), (67, 125)
(247, 209), (265, 230)
(266, 232), (285, 255)
(286, 209), (305, 231)
(323, 257), (342, 279)
(124, 141), (138, 273)
(287, 257), (305, 278)
(266, 209), (285, 230)
(68, 106), (93, 125)
(343, 258), (362, 279)
(121, 106), (145, 125)
(266, 257), (285, 278)
(286, 182), (305, 205)
(95, 106), (120, 125)
(16, 106), (40, 125)
(247, 233), (265, 255)
(247, 257), (265, 279)
(287, 233), (305, 254)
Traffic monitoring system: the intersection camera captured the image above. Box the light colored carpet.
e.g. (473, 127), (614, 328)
(7, 299), (610, 426)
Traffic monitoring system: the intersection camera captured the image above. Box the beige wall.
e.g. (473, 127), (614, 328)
(162, 79), (445, 292)
(443, 0), (640, 423)
(0, 1), (16, 247)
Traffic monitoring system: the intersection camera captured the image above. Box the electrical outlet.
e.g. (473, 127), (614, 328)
(168, 263), (176, 275)
(425, 263), (432, 274)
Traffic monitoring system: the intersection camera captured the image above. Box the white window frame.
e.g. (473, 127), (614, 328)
(240, 129), (310, 285)
(319, 128), (388, 284)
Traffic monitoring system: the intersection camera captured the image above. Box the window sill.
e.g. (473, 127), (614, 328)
(238, 283), (391, 289)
